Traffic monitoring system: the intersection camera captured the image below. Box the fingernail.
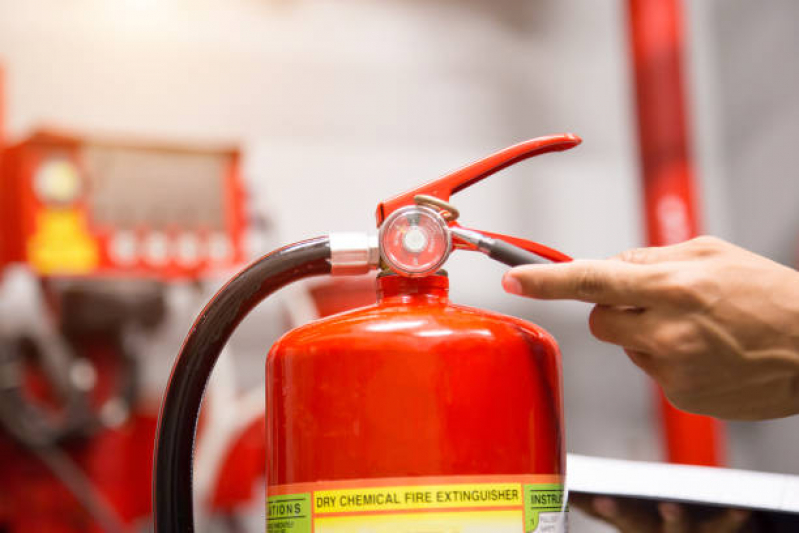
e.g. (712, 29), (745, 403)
(593, 497), (617, 518)
(502, 274), (522, 295)
(658, 502), (682, 522)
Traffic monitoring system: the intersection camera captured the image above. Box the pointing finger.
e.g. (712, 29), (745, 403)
(503, 259), (663, 306)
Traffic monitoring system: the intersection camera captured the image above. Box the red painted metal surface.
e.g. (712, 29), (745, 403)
(210, 278), (378, 511)
(211, 416), (266, 511)
(0, 413), (158, 532)
(376, 135), (580, 225)
(266, 274), (565, 486)
(627, 0), (726, 466)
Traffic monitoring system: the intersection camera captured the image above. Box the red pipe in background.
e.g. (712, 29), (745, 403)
(627, 0), (726, 466)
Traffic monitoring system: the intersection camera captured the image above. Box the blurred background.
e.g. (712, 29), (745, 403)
(0, 0), (797, 531)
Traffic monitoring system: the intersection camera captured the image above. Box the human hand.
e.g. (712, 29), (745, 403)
(570, 494), (756, 533)
(502, 237), (799, 420)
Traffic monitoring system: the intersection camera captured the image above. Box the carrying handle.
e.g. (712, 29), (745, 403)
(375, 134), (581, 225)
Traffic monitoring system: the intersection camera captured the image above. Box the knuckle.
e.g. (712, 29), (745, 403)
(617, 247), (651, 265)
(650, 326), (676, 352)
(661, 271), (708, 308)
(688, 235), (724, 255)
(574, 267), (605, 299)
(650, 322), (699, 357)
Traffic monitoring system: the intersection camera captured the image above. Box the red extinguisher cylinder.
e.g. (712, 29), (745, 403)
(266, 274), (566, 531)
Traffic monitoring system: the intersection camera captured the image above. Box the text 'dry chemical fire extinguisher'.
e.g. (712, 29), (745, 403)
(153, 133), (581, 532)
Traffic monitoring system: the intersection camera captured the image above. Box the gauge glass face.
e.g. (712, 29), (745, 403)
(379, 206), (451, 276)
(34, 159), (83, 204)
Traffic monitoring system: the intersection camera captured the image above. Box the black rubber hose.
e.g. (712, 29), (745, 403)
(487, 239), (550, 267)
(153, 237), (332, 532)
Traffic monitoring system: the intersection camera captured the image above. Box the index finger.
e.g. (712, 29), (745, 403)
(502, 259), (663, 306)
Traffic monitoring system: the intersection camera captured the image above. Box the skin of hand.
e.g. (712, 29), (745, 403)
(502, 236), (799, 420)
(569, 494), (755, 533)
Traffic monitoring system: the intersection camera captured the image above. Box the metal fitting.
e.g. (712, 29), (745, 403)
(328, 233), (380, 276)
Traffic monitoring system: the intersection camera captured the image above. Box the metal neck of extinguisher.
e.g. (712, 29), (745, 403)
(152, 134), (580, 532)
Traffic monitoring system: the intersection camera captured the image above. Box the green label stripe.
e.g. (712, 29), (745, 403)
(524, 483), (566, 532)
(267, 493), (311, 533)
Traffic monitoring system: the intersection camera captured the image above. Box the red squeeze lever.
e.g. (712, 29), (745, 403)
(376, 134), (582, 263)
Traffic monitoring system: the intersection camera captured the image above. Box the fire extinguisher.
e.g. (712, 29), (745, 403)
(153, 133), (581, 532)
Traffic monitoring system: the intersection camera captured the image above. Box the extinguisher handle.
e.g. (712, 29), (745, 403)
(452, 225), (571, 264)
(376, 134), (581, 225)
(450, 226), (570, 267)
(488, 239), (551, 267)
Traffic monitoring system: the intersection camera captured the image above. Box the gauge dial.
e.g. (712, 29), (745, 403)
(379, 205), (452, 277)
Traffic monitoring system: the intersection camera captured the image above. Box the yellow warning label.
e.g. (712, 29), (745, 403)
(314, 483), (522, 514)
(267, 476), (566, 533)
(27, 209), (99, 275)
(314, 510), (520, 532)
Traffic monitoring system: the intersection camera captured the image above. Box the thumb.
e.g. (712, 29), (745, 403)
(502, 259), (658, 306)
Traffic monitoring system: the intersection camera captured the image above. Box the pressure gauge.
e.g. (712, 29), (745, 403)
(379, 205), (452, 277)
(34, 159), (83, 205)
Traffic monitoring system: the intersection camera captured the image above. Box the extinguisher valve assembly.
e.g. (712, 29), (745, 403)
(153, 134), (581, 532)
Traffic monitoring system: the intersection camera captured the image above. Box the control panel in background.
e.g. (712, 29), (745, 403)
(0, 130), (246, 281)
